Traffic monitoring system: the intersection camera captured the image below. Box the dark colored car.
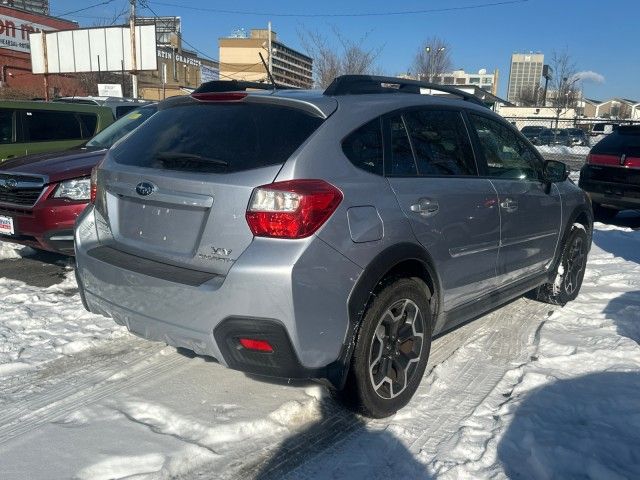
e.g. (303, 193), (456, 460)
(0, 105), (157, 254)
(579, 125), (640, 219)
(565, 128), (590, 146)
(520, 125), (547, 145)
(539, 128), (572, 146)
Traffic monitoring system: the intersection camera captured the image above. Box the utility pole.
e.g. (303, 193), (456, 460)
(267, 21), (273, 76)
(129, 0), (138, 98)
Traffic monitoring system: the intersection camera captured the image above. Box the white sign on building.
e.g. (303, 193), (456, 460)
(0, 13), (51, 53)
(97, 83), (123, 97)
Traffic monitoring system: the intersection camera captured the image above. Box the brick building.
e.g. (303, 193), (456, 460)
(0, 5), (86, 99)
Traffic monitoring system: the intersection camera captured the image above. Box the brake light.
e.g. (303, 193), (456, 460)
(246, 179), (343, 239)
(239, 338), (273, 353)
(191, 92), (247, 102)
(586, 154), (620, 166)
(90, 165), (98, 203)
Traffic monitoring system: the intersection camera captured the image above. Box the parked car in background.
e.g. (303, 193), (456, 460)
(74, 76), (592, 418)
(0, 104), (157, 254)
(538, 128), (572, 146)
(520, 125), (547, 145)
(0, 100), (114, 162)
(565, 128), (590, 146)
(579, 125), (640, 220)
(54, 96), (150, 118)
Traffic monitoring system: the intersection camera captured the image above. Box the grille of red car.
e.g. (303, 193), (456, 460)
(0, 174), (46, 206)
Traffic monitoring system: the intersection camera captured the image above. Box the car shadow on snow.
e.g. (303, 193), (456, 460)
(497, 372), (640, 480)
(592, 225), (640, 264)
(603, 291), (640, 344)
(251, 396), (432, 480)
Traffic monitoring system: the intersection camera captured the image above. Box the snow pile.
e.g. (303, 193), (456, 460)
(0, 241), (34, 260)
(0, 249), (126, 377)
(431, 223), (640, 479)
(536, 144), (591, 156)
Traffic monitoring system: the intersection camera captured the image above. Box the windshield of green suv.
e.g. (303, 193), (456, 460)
(85, 105), (157, 149)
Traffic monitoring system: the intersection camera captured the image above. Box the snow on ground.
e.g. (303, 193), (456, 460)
(535, 144), (591, 156)
(0, 252), (126, 378)
(0, 223), (639, 479)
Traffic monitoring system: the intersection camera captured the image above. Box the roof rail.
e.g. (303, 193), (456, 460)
(323, 75), (486, 107)
(193, 79), (291, 94)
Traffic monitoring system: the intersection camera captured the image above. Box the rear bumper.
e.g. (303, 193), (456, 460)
(0, 189), (87, 254)
(74, 206), (362, 383)
(579, 166), (640, 209)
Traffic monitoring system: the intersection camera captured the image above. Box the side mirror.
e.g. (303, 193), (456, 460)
(542, 160), (569, 183)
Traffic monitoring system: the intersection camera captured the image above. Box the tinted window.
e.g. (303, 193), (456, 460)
(87, 105), (157, 149)
(403, 110), (476, 176)
(79, 114), (98, 138)
(0, 109), (13, 144)
(469, 114), (541, 180)
(111, 103), (323, 173)
(115, 105), (140, 118)
(387, 115), (417, 176)
(342, 119), (383, 175)
(23, 110), (82, 141)
(591, 129), (640, 157)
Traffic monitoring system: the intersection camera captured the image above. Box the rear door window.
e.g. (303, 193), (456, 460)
(22, 110), (83, 141)
(111, 102), (324, 173)
(403, 110), (476, 176)
(0, 109), (14, 144)
(79, 114), (98, 138)
(591, 129), (640, 156)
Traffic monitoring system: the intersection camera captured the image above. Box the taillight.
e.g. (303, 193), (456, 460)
(246, 179), (343, 239)
(89, 165), (98, 203)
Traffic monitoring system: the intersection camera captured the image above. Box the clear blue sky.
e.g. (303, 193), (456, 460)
(52, 0), (638, 101)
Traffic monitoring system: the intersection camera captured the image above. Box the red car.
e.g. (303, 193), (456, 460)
(0, 104), (157, 254)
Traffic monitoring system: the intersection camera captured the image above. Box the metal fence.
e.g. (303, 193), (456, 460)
(501, 116), (640, 171)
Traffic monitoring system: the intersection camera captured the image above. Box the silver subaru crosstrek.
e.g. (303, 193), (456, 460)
(75, 76), (592, 418)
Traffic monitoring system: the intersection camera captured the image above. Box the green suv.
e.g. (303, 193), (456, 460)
(0, 100), (114, 162)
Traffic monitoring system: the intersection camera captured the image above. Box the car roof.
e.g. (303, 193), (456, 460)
(0, 100), (114, 114)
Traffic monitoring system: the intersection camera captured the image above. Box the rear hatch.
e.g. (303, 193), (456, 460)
(94, 96), (326, 276)
(583, 127), (640, 186)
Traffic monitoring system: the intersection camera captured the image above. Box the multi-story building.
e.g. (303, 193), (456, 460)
(1, 0), (48, 15)
(136, 16), (219, 100)
(507, 53), (544, 104)
(433, 69), (498, 96)
(219, 28), (313, 88)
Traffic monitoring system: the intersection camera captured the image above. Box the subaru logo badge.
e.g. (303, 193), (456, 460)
(135, 181), (155, 196)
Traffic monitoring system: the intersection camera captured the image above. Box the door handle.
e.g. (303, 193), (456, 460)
(410, 198), (439, 217)
(500, 198), (518, 213)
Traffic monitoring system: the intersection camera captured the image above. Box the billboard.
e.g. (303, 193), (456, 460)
(30, 25), (157, 74)
(200, 64), (219, 83)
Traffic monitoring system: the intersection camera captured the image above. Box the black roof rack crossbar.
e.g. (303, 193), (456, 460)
(193, 79), (291, 94)
(323, 75), (486, 106)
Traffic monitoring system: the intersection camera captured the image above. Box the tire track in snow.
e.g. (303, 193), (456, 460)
(250, 299), (553, 480)
(0, 338), (187, 446)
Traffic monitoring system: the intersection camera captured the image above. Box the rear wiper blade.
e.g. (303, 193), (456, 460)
(155, 152), (229, 167)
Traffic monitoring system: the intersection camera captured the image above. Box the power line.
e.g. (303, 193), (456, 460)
(146, 0), (528, 18)
(53, 0), (117, 19)
(139, 1), (266, 82)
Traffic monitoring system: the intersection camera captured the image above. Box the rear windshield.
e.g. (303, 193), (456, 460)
(591, 129), (640, 156)
(110, 102), (324, 173)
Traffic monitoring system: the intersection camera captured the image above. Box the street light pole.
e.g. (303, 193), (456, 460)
(130, 0), (138, 99)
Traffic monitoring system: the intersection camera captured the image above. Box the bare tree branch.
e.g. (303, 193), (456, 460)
(299, 27), (383, 88)
(549, 48), (580, 109)
(411, 37), (452, 83)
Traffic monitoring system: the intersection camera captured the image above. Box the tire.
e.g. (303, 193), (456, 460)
(592, 203), (618, 221)
(338, 277), (433, 418)
(535, 226), (589, 306)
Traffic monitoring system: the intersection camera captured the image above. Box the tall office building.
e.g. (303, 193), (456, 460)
(219, 28), (313, 88)
(507, 53), (544, 103)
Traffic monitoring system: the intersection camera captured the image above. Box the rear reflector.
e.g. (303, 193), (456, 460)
(191, 92), (247, 102)
(246, 179), (343, 239)
(238, 338), (274, 353)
